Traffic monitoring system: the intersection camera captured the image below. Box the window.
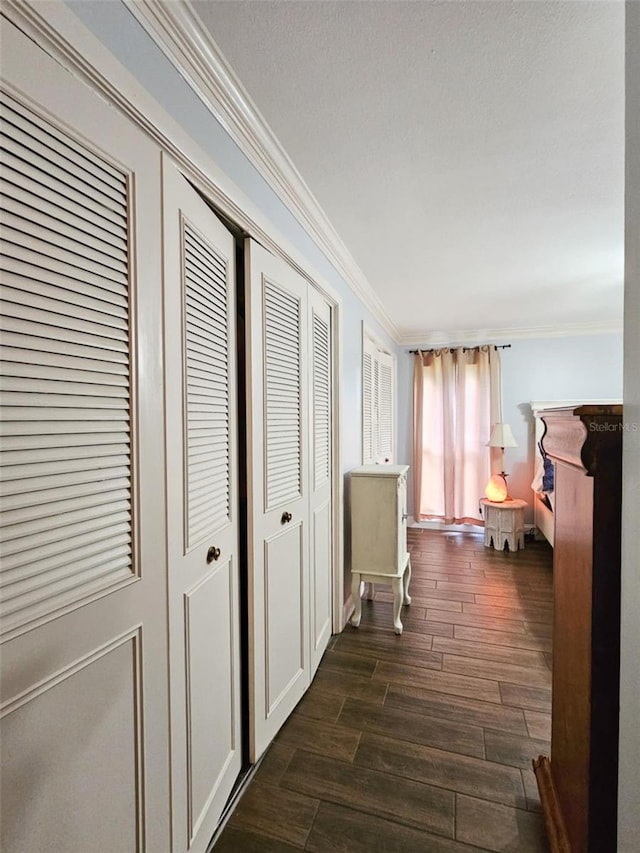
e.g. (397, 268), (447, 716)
(362, 331), (395, 464)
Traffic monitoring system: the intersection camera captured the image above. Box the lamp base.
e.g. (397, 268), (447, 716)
(485, 472), (511, 503)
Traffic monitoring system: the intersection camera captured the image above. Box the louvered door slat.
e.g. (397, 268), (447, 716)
(2, 91), (125, 181)
(0, 197), (126, 268)
(1, 194), (127, 258)
(182, 222), (230, 549)
(313, 312), (331, 488)
(0, 179), (128, 246)
(1, 365), (127, 390)
(0, 441), (129, 466)
(0, 164), (126, 239)
(0, 140), (127, 219)
(2, 243), (128, 297)
(1, 489), (131, 530)
(0, 124), (127, 205)
(1, 273), (128, 317)
(2, 523), (131, 575)
(0, 453), (129, 482)
(0, 264), (129, 323)
(1, 223), (128, 280)
(0, 506), (130, 556)
(183, 281), (227, 325)
(184, 253), (227, 297)
(264, 283), (302, 509)
(1, 256), (128, 303)
(184, 232), (226, 278)
(0, 91), (135, 635)
(362, 350), (374, 464)
(378, 357), (393, 461)
(2, 550), (132, 619)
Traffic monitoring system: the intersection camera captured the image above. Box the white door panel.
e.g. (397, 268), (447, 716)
(163, 161), (241, 852)
(263, 523), (306, 712)
(311, 499), (332, 664)
(246, 239), (309, 761)
(308, 290), (332, 674)
(1, 22), (169, 852)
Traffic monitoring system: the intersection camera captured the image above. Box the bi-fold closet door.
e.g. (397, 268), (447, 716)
(0, 23), (171, 853)
(246, 240), (333, 761)
(162, 161), (242, 853)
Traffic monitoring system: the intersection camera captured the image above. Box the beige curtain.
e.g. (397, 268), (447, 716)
(413, 346), (502, 524)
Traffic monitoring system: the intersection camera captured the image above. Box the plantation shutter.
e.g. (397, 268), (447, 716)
(264, 280), (302, 508)
(182, 221), (230, 549)
(362, 349), (374, 464)
(362, 335), (394, 465)
(378, 351), (394, 462)
(0, 91), (133, 634)
(312, 310), (330, 488)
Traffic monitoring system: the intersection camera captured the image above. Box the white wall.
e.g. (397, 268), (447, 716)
(397, 333), (623, 521)
(619, 2), (640, 847)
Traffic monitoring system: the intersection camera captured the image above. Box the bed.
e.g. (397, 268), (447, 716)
(531, 402), (556, 546)
(530, 399), (622, 547)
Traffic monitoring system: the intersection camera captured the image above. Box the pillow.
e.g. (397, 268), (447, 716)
(542, 452), (554, 493)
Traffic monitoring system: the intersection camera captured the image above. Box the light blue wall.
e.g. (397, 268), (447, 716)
(397, 333), (624, 521)
(66, 0), (395, 478)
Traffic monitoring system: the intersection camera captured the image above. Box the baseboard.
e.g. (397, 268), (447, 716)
(408, 517), (483, 533)
(342, 594), (355, 630)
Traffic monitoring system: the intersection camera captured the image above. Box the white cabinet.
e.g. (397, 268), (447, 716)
(349, 465), (411, 634)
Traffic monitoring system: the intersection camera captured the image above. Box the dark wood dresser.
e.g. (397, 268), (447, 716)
(534, 405), (623, 853)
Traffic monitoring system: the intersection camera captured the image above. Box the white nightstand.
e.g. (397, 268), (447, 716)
(480, 498), (527, 551)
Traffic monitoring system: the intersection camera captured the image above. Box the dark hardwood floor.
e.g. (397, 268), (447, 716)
(214, 529), (553, 852)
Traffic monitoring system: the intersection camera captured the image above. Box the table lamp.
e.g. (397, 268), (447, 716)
(485, 423), (518, 502)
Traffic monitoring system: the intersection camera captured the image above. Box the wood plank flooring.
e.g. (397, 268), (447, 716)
(214, 530), (553, 852)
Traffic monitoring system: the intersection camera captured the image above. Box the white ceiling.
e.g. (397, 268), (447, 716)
(191, 0), (625, 342)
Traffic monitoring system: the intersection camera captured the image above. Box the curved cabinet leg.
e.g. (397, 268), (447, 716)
(366, 582), (375, 601)
(391, 577), (403, 635)
(403, 558), (412, 605)
(350, 572), (362, 627)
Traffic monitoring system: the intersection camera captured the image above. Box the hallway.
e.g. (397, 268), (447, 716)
(215, 529), (553, 852)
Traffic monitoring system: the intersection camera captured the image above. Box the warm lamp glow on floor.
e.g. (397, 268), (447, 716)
(485, 473), (508, 502)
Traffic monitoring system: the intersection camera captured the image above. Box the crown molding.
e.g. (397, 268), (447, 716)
(125, 0), (399, 341)
(397, 319), (624, 348)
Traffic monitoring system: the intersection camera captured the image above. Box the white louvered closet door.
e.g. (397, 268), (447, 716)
(246, 239), (310, 761)
(163, 161), (241, 853)
(308, 288), (332, 676)
(0, 23), (169, 853)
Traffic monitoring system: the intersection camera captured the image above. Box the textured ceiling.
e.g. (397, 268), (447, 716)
(192, 0), (625, 340)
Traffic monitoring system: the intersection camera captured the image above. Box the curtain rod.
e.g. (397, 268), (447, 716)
(408, 344), (511, 354)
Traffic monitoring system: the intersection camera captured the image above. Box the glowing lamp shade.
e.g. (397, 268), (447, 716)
(485, 473), (508, 502)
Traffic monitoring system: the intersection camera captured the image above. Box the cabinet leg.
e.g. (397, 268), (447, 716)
(391, 577), (403, 635)
(365, 582), (375, 601)
(403, 558), (412, 605)
(350, 572), (362, 628)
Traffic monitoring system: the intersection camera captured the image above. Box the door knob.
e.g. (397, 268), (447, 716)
(281, 511), (293, 524)
(206, 546), (221, 563)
